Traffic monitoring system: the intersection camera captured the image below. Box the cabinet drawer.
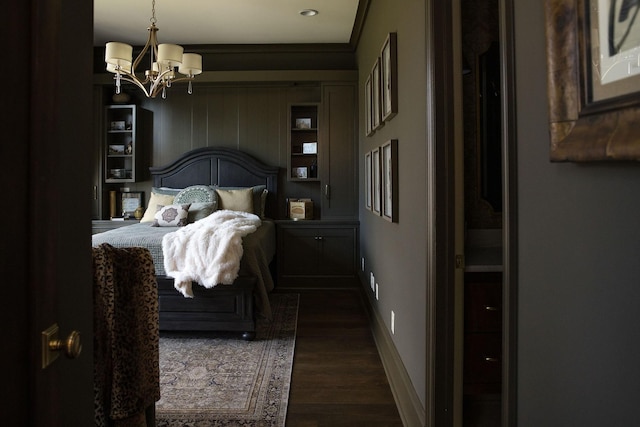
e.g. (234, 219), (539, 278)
(464, 333), (501, 389)
(465, 277), (501, 332)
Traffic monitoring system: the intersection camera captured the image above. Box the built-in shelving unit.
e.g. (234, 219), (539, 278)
(288, 104), (319, 182)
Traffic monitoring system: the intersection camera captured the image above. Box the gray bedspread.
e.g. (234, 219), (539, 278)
(92, 220), (276, 318)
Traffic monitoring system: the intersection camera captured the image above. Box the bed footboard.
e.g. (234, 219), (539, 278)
(157, 276), (257, 340)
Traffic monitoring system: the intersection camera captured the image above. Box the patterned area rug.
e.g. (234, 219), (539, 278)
(156, 293), (299, 427)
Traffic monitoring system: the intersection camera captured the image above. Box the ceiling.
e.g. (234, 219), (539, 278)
(93, 0), (361, 47)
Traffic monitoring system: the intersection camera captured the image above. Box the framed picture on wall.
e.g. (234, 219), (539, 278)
(372, 147), (381, 215)
(365, 151), (372, 210)
(371, 58), (384, 131)
(381, 32), (398, 122)
(544, 0), (640, 161)
(365, 75), (373, 136)
(381, 139), (398, 222)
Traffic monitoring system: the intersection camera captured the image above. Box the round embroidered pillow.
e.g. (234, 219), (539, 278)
(174, 185), (216, 204)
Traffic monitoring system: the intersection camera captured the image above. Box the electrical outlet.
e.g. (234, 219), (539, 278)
(391, 310), (395, 334)
(375, 282), (379, 300)
(361, 257), (365, 271)
(370, 272), (375, 292)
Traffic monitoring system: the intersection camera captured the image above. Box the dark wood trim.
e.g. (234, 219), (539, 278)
(357, 282), (426, 426)
(430, 0), (457, 425)
(350, 0), (371, 49)
(500, 0), (518, 425)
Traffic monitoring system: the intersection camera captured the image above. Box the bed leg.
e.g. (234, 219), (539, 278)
(241, 331), (256, 341)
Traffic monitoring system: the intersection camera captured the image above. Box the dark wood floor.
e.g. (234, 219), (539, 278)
(278, 288), (404, 427)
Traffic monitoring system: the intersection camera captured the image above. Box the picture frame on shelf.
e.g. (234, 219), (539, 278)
(381, 139), (398, 222)
(295, 118), (312, 129)
(544, 0), (640, 161)
(121, 192), (143, 218)
(294, 167), (308, 179)
(365, 151), (372, 211)
(381, 32), (398, 122)
(372, 147), (381, 215)
(302, 142), (317, 154)
(110, 120), (125, 131)
(108, 145), (125, 154)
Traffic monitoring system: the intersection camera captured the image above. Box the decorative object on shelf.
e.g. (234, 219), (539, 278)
(289, 199), (313, 220)
(121, 192), (144, 219)
(295, 118), (312, 129)
(104, 0), (203, 99)
(110, 121), (126, 131)
(302, 142), (317, 154)
(294, 167), (308, 179)
(310, 159), (317, 178)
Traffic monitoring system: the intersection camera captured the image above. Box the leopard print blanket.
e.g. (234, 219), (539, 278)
(93, 244), (160, 426)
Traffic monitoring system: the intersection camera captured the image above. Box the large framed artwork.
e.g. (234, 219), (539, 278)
(544, 0), (640, 161)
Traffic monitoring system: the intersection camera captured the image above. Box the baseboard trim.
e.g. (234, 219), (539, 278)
(358, 284), (426, 427)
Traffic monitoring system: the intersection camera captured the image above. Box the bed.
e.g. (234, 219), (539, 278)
(92, 147), (281, 340)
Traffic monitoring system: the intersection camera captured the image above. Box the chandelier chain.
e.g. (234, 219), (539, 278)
(150, 0), (157, 25)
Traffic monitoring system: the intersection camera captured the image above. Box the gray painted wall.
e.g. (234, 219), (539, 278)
(515, 3), (640, 426)
(356, 0), (429, 408)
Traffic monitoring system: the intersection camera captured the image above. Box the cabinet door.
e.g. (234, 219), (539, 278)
(320, 84), (357, 219)
(279, 227), (320, 276)
(318, 227), (356, 276)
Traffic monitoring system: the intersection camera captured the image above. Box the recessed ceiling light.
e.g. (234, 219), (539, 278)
(300, 9), (318, 17)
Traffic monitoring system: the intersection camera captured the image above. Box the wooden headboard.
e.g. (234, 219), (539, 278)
(149, 147), (280, 218)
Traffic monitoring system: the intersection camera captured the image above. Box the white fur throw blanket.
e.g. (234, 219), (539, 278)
(162, 209), (261, 297)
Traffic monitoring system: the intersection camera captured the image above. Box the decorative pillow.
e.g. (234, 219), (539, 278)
(215, 187), (254, 213)
(187, 202), (217, 223)
(140, 192), (177, 223)
(151, 203), (191, 227)
(174, 185), (216, 204)
(213, 185), (267, 217)
(151, 186), (183, 196)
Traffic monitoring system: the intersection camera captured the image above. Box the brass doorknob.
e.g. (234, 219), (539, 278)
(49, 330), (82, 359)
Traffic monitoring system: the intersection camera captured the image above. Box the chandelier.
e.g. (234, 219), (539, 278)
(104, 0), (203, 99)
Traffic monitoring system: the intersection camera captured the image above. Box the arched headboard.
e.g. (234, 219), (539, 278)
(149, 147), (281, 218)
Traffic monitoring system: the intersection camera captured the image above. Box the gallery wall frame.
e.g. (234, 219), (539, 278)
(365, 151), (373, 211)
(544, 0), (640, 161)
(381, 32), (398, 122)
(372, 147), (381, 215)
(381, 139), (398, 222)
(371, 58), (384, 132)
(365, 75), (373, 136)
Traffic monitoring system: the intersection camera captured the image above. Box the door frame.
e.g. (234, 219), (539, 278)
(427, 0), (517, 425)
